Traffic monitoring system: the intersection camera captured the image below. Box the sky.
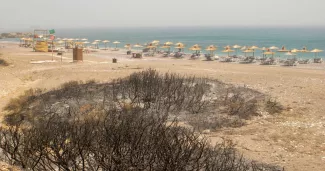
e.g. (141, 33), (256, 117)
(0, 0), (324, 30)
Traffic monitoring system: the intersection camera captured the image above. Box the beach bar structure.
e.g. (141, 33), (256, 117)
(33, 29), (49, 52)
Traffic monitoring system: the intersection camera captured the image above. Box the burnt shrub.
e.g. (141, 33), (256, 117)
(0, 69), (284, 170)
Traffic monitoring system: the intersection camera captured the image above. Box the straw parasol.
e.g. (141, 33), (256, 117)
(161, 44), (171, 53)
(299, 46), (309, 53)
(277, 46), (290, 52)
(151, 40), (160, 44)
(113, 41), (120, 49)
(248, 46), (259, 57)
(233, 45), (241, 56)
(285, 52), (297, 59)
(175, 42), (185, 52)
(264, 49), (275, 57)
(291, 48), (299, 53)
(206, 45), (217, 56)
(102, 40), (110, 50)
(94, 40), (101, 42)
(164, 41), (173, 46)
(310, 49), (323, 58)
(146, 43), (157, 49)
(133, 43), (143, 52)
(81, 38), (88, 41)
(189, 44), (202, 54)
(240, 46), (247, 50)
(124, 44), (131, 50)
(91, 42), (99, 49)
(242, 49), (254, 57)
(269, 46), (279, 50)
(222, 48), (235, 57)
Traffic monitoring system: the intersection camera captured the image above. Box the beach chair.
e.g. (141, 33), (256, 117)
(204, 54), (213, 61)
(298, 59), (311, 64)
(283, 59), (298, 66)
(314, 58), (323, 63)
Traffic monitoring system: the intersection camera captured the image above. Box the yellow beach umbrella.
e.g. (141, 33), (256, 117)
(242, 49), (254, 57)
(151, 40), (160, 45)
(206, 45), (217, 56)
(291, 48), (299, 53)
(299, 46), (309, 53)
(113, 41), (120, 49)
(222, 49), (235, 57)
(233, 45), (241, 56)
(175, 43), (185, 52)
(248, 46), (259, 57)
(164, 41), (173, 46)
(102, 40), (110, 50)
(310, 49), (323, 58)
(189, 44), (201, 51)
(269, 46), (279, 50)
(277, 46), (290, 52)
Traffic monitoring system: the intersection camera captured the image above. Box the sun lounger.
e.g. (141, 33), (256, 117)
(204, 54), (213, 61)
(283, 59), (298, 66)
(314, 58), (323, 63)
(298, 59), (311, 64)
(240, 56), (256, 64)
(260, 58), (277, 65)
(174, 52), (183, 58)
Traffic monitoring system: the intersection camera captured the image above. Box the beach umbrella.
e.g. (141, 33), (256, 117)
(310, 49), (323, 58)
(102, 40), (110, 50)
(94, 40), (101, 42)
(161, 45), (171, 53)
(222, 49), (235, 57)
(124, 44), (131, 50)
(164, 41), (173, 46)
(175, 42), (185, 52)
(206, 45), (217, 56)
(291, 48), (299, 53)
(151, 40), (160, 45)
(248, 46), (259, 57)
(189, 44), (202, 54)
(146, 43), (156, 49)
(285, 52), (297, 59)
(242, 49), (254, 57)
(299, 46), (309, 53)
(277, 46), (290, 52)
(264, 51), (275, 58)
(233, 45), (241, 56)
(113, 41), (120, 49)
(133, 43), (143, 52)
(91, 42), (98, 49)
(175, 42), (184, 46)
(269, 46), (279, 50)
(81, 38), (88, 41)
(83, 41), (90, 48)
(240, 46), (247, 50)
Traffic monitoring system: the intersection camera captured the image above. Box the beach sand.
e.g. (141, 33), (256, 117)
(0, 42), (325, 171)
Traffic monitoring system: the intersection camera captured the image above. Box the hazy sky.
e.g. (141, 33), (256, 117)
(1, 0), (324, 30)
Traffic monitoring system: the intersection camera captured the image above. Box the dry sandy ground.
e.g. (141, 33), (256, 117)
(0, 43), (325, 170)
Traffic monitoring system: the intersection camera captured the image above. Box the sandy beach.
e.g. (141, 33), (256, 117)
(0, 42), (325, 171)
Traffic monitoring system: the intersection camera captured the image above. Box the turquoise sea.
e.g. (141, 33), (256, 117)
(2, 27), (325, 58)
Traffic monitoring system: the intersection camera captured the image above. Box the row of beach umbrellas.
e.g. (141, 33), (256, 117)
(22, 37), (323, 57)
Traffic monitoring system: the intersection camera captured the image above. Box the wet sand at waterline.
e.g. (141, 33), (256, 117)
(0, 42), (325, 171)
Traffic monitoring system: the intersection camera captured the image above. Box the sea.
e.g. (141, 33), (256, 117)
(1, 27), (325, 59)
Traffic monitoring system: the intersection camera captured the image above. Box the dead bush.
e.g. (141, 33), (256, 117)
(0, 58), (9, 66)
(223, 88), (259, 119)
(0, 69), (284, 170)
(265, 98), (284, 114)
